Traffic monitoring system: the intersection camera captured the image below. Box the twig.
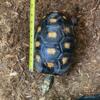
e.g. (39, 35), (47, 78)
(91, 0), (100, 12)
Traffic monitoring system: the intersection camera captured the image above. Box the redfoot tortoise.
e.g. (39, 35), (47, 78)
(36, 12), (100, 98)
(35, 12), (75, 75)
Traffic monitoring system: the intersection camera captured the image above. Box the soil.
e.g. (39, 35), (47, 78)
(0, 0), (100, 100)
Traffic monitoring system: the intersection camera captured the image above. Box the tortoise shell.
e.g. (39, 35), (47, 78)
(35, 12), (75, 75)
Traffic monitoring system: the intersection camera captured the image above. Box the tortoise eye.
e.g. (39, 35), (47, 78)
(47, 62), (54, 68)
(62, 57), (68, 64)
(64, 42), (70, 49)
(48, 32), (57, 38)
(49, 18), (57, 23)
(37, 26), (41, 32)
(47, 48), (56, 55)
(35, 41), (40, 47)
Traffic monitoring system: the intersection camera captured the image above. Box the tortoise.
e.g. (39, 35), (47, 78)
(35, 12), (75, 75)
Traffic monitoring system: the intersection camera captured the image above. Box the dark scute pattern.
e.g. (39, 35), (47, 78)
(35, 12), (75, 75)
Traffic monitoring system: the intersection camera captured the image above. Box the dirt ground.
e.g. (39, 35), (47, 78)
(0, 0), (100, 100)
